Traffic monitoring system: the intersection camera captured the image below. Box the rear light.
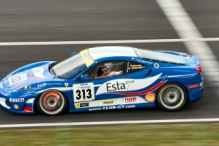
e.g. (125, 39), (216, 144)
(186, 53), (192, 57)
(196, 66), (201, 74)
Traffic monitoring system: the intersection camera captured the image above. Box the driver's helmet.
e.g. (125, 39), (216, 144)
(101, 63), (113, 72)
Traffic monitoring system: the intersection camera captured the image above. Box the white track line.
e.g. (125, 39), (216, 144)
(0, 118), (219, 128)
(156, 0), (219, 86)
(1, 38), (219, 46)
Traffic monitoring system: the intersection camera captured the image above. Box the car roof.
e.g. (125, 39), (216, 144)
(134, 49), (187, 64)
(87, 46), (187, 64)
(88, 46), (137, 60)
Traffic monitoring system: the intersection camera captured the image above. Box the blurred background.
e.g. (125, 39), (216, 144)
(0, 0), (219, 145)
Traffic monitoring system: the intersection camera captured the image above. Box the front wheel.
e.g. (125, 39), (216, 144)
(157, 83), (188, 112)
(37, 90), (67, 116)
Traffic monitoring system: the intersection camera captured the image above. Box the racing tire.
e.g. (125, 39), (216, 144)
(37, 90), (67, 116)
(157, 83), (188, 112)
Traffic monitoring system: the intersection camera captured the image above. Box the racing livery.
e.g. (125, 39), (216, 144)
(0, 46), (203, 115)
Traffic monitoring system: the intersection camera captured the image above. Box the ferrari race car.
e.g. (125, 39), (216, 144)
(0, 46), (203, 115)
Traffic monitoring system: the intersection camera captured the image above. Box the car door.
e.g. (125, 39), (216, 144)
(72, 60), (130, 106)
(125, 61), (161, 103)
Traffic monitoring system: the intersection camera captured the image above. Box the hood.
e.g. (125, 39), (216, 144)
(1, 61), (57, 91)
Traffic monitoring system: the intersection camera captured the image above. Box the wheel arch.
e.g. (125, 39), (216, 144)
(34, 89), (70, 114)
(155, 81), (189, 102)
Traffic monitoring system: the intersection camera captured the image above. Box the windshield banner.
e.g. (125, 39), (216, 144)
(80, 49), (94, 67)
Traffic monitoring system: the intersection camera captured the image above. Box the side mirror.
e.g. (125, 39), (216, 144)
(80, 75), (89, 81)
(71, 52), (77, 56)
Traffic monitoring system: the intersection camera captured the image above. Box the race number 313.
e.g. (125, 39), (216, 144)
(73, 83), (95, 102)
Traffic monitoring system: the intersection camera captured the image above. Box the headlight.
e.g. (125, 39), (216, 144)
(13, 85), (32, 92)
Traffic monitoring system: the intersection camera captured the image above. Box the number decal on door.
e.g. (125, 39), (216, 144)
(73, 83), (95, 102)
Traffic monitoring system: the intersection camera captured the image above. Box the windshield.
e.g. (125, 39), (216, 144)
(51, 53), (87, 79)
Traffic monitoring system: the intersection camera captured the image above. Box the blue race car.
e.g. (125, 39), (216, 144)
(0, 46), (203, 115)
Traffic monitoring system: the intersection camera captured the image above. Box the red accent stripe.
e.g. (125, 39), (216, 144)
(22, 107), (33, 112)
(29, 72), (40, 80)
(187, 84), (200, 89)
(116, 81), (166, 95)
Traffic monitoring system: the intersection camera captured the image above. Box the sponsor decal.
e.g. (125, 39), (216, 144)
(96, 73), (162, 96)
(8, 73), (28, 85)
(80, 103), (89, 107)
(9, 98), (24, 102)
(106, 82), (127, 92)
(125, 97), (136, 103)
(187, 84), (200, 89)
(65, 83), (69, 87)
(129, 64), (145, 69)
(75, 102), (89, 108)
(145, 92), (156, 102)
(89, 105), (136, 111)
(154, 63), (159, 68)
(32, 68), (46, 78)
(80, 49), (94, 67)
(46, 83), (62, 85)
(89, 108), (101, 111)
(75, 103), (80, 108)
(14, 104), (19, 109)
(102, 100), (114, 104)
(37, 83), (46, 88)
(131, 58), (153, 64)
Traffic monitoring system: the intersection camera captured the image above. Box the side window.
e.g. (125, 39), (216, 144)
(127, 61), (146, 74)
(84, 61), (125, 80)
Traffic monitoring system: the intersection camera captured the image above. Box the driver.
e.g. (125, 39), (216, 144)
(97, 63), (123, 78)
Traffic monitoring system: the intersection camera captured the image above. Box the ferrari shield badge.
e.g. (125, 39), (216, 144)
(65, 83), (69, 87)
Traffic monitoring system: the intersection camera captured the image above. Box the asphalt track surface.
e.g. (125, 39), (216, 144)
(0, 0), (219, 125)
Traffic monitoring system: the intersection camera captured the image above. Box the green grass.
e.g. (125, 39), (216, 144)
(0, 123), (219, 146)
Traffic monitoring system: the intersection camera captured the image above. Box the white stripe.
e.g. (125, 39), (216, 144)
(0, 118), (219, 128)
(36, 87), (72, 93)
(94, 84), (101, 87)
(1, 38), (219, 46)
(156, 0), (219, 87)
(26, 98), (35, 104)
(168, 74), (196, 78)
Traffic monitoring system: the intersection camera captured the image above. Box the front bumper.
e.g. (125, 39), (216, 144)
(0, 89), (36, 114)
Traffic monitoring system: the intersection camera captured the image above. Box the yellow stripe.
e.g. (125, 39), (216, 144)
(80, 49), (94, 67)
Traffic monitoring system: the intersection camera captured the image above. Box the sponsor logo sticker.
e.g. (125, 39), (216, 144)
(37, 83), (46, 88)
(9, 73), (28, 85)
(75, 103), (80, 108)
(32, 68), (46, 78)
(80, 49), (94, 67)
(80, 103), (89, 107)
(102, 100), (114, 104)
(14, 104), (19, 109)
(129, 64), (145, 69)
(89, 108), (101, 111)
(65, 83), (69, 87)
(9, 98), (24, 102)
(125, 97), (136, 103)
(145, 92), (156, 102)
(75, 103), (89, 108)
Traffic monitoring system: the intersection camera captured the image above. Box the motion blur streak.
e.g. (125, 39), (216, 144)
(1, 118), (219, 128)
(156, 0), (219, 86)
(2, 38), (219, 46)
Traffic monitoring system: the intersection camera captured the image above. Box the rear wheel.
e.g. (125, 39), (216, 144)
(37, 90), (67, 116)
(157, 83), (188, 112)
